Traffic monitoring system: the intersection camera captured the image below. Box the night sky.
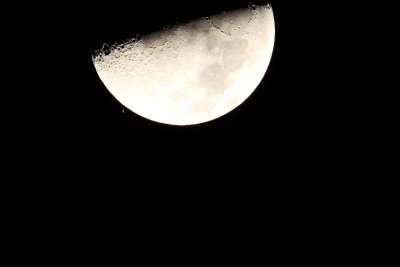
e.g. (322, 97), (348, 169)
(6, 1), (362, 238)
(39, 1), (318, 178)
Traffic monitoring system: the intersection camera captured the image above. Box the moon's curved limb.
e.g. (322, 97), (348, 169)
(93, 4), (275, 125)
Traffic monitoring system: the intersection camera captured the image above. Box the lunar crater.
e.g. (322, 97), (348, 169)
(92, 4), (275, 125)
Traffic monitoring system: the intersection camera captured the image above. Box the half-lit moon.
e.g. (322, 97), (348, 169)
(92, 4), (275, 125)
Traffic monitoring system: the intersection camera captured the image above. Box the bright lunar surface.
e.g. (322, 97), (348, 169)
(92, 4), (275, 125)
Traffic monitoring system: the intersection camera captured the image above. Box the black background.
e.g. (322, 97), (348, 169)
(5, 1), (378, 246)
(31, 1), (328, 180)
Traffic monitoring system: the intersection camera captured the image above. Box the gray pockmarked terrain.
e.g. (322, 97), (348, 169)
(93, 4), (275, 125)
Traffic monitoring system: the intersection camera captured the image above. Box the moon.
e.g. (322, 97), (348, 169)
(92, 4), (275, 125)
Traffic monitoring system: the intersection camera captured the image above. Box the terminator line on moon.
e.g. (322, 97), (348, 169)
(92, 4), (275, 125)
